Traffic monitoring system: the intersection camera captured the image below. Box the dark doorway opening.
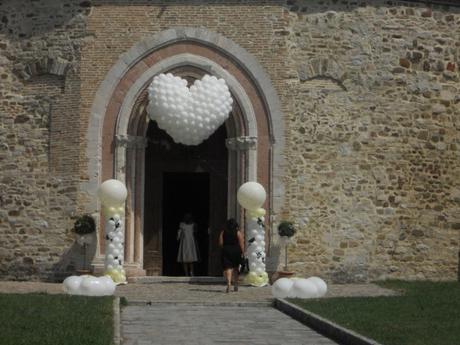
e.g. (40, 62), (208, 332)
(162, 172), (210, 276)
(143, 119), (228, 276)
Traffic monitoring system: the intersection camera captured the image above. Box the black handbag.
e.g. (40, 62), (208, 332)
(239, 257), (249, 274)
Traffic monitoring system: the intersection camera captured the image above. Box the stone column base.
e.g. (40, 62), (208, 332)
(91, 257), (146, 278)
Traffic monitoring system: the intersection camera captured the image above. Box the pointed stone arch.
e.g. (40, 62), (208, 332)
(83, 27), (284, 277)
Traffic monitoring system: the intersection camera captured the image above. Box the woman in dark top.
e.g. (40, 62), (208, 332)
(219, 218), (244, 293)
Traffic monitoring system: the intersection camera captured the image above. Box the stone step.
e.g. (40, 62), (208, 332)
(125, 300), (273, 307)
(129, 275), (226, 284)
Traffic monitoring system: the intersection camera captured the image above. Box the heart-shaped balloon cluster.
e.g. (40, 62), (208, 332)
(147, 73), (233, 145)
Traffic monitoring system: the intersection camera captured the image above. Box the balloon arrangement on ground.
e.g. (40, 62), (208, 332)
(237, 182), (269, 287)
(146, 73), (233, 146)
(63, 275), (116, 296)
(272, 277), (328, 299)
(97, 179), (128, 284)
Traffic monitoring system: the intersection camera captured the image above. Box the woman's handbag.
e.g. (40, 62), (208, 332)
(239, 256), (249, 274)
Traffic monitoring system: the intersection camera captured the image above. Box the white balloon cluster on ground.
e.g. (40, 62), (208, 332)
(272, 277), (328, 299)
(237, 182), (268, 286)
(97, 179), (128, 284)
(147, 73), (233, 145)
(63, 275), (116, 296)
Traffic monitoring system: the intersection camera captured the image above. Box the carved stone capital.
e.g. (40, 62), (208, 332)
(226, 136), (257, 151)
(115, 135), (148, 149)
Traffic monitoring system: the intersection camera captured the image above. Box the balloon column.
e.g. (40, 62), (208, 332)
(97, 179), (128, 284)
(237, 182), (269, 287)
(147, 73), (233, 146)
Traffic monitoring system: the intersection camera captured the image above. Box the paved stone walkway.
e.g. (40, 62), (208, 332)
(115, 282), (396, 303)
(121, 304), (338, 345)
(0, 280), (396, 345)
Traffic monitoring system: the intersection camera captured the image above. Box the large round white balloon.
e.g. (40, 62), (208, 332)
(272, 278), (294, 298)
(290, 279), (318, 299)
(98, 179), (127, 206)
(237, 182), (266, 211)
(307, 277), (328, 297)
(63, 276), (82, 294)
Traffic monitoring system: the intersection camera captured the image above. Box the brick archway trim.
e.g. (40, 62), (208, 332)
(84, 27), (284, 215)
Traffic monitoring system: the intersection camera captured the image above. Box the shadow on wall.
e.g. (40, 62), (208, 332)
(50, 232), (97, 282)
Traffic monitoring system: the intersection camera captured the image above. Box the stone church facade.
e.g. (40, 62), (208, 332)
(0, 0), (459, 283)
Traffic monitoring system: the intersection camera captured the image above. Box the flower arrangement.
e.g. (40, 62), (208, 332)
(73, 215), (96, 235)
(277, 221), (296, 271)
(73, 215), (96, 272)
(278, 221), (296, 238)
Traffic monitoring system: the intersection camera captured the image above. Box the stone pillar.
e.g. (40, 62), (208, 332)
(114, 134), (147, 277)
(226, 136), (257, 218)
(226, 136), (258, 252)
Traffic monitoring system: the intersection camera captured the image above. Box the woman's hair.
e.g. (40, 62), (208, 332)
(225, 218), (239, 236)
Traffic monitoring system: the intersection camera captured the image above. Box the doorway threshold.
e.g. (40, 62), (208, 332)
(129, 276), (225, 284)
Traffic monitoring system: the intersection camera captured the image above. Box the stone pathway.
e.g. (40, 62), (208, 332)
(115, 281), (396, 303)
(121, 303), (338, 345)
(0, 280), (397, 345)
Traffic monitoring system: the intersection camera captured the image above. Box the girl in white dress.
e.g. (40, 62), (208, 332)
(177, 213), (199, 276)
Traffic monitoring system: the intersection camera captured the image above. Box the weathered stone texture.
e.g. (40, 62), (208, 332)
(0, 0), (91, 280)
(0, 0), (459, 282)
(279, 0), (460, 282)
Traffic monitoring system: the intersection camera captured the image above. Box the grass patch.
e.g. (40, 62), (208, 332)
(0, 293), (113, 345)
(289, 281), (460, 345)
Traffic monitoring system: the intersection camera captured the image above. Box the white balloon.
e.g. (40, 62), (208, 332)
(80, 276), (104, 296)
(290, 279), (319, 299)
(306, 277), (328, 297)
(272, 278), (294, 298)
(63, 276), (82, 294)
(99, 276), (116, 295)
(97, 179), (127, 206)
(237, 182), (266, 211)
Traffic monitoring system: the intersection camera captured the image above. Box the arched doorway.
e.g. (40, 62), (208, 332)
(86, 28), (285, 278)
(144, 121), (228, 276)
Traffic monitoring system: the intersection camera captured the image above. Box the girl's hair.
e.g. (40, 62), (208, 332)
(225, 218), (239, 236)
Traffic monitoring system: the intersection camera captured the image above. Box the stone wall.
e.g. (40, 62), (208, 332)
(0, 0), (459, 282)
(0, 0), (92, 280)
(280, 0), (460, 282)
